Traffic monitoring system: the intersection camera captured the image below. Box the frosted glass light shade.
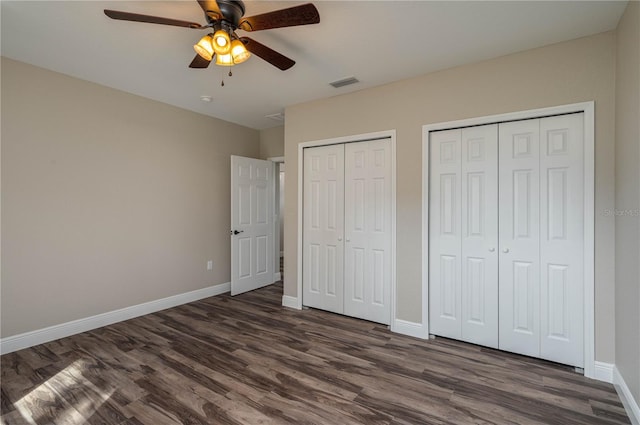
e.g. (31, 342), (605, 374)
(193, 34), (214, 61)
(212, 29), (231, 55)
(231, 39), (251, 64)
(215, 53), (233, 66)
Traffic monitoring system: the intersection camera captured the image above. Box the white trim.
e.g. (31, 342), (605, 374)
(390, 135), (398, 331)
(269, 156), (285, 290)
(0, 282), (230, 355)
(393, 319), (429, 339)
(296, 138), (305, 310)
(270, 159), (277, 286)
(582, 102), (596, 378)
(593, 361), (614, 383)
(422, 101), (596, 376)
(282, 295), (301, 310)
(297, 130), (397, 324)
(614, 366), (640, 425)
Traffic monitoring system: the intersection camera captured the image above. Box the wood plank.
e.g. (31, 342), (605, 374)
(1, 282), (630, 424)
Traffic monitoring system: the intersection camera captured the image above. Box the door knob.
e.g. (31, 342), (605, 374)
(502, 248), (510, 253)
(231, 230), (244, 235)
(488, 247), (495, 252)
(346, 238), (351, 242)
(338, 237), (342, 241)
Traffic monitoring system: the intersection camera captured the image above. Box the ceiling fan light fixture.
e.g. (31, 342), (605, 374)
(104, 2), (321, 72)
(230, 39), (251, 64)
(194, 34), (214, 61)
(215, 53), (234, 66)
(212, 29), (231, 55)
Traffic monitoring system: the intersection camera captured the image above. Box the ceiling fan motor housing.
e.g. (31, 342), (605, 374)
(205, 0), (245, 27)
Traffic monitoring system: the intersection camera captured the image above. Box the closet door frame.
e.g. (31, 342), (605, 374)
(296, 130), (397, 326)
(422, 101), (595, 378)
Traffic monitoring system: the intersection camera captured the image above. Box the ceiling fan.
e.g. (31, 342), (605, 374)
(104, 1), (320, 71)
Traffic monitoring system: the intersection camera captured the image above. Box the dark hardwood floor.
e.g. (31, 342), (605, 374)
(1, 282), (629, 424)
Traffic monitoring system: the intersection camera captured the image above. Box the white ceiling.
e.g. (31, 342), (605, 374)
(1, 1), (627, 130)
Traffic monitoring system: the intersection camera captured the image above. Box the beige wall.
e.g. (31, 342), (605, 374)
(259, 126), (284, 159)
(615, 1), (640, 406)
(1, 58), (260, 337)
(285, 32), (617, 362)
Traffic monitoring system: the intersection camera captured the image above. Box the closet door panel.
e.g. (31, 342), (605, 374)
(540, 114), (584, 367)
(303, 144), (345, 313)
(429, 130), (462, 339)
(344, 139), (392, 325)
(498, 119), (541, 358)
(461, 125), (499, 348)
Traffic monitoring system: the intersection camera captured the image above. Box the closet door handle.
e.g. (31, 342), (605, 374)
(502, 248), (510, 253)
(488, 247), (495, 252)
(338, 237), (342, 241)
(346, 238), (351, 243)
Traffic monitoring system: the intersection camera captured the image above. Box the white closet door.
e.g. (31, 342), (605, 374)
(344, 139), (392, 325)
(539, 114), (584, 367)
(498, 119), (541, 358)
(428, 114), (585, 367)
(461, 125), (499, 348)
(429, 129), (462, 339)
(302, 144), (344, 314)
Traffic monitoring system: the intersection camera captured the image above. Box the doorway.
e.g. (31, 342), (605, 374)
(269, 157), (285, 282)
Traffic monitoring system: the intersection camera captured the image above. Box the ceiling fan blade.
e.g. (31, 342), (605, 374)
(197, 0), (223, 21)
(104, 10), (203, 29)
(189, 54), (212, 69)
(240, 37), (295, 71)
(238, 3), (319, 32)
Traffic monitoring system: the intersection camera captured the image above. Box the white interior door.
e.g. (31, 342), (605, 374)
(302, 144), (345, 314)
(231, 156), (274, 296)
(498, 119), (541, 358)
(344, 139), (392, 325)
(539, 113), (584, 367)
(461, 125), (499, 348)
(429, 129), (462, 339)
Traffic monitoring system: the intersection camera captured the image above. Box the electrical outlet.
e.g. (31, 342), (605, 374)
(207, 260), (213, 271)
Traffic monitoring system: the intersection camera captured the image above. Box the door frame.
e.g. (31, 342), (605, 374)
(269, 156), (285, 282)
(296, 130), (397, 327)
(422, 101), (595, 378)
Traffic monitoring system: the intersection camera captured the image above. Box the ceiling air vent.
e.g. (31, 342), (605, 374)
(329, 76), (359, 88)
(265, 112), (285, 122)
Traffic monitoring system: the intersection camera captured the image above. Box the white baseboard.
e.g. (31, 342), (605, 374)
(0, 282), (230, 355)
(593, 361), (614, 383)
(281, 295), (301, 309)
(391, 318), (429, 339)
(274, 272), (282, 281)
(614, 365), (640, 425)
